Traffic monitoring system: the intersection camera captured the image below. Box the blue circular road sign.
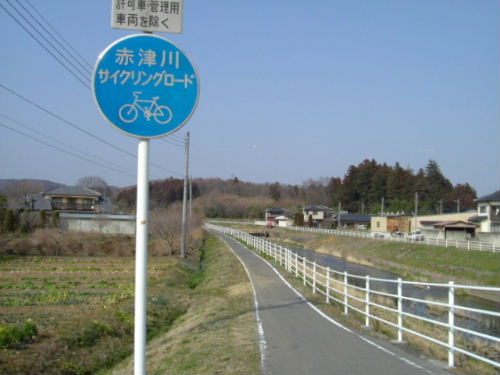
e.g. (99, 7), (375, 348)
(92, 34), (199, 138)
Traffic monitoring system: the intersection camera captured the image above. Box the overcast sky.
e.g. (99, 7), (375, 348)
(0, 0), (498, 196)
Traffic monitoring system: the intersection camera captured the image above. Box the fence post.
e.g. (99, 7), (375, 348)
(288, 249), (292, 272)
(448, 281), (455, 368)
(343, 271), (348, 315)
(365, 275), (370, 327)
(295, 253), (299, 277)
(397, 278), (403, 342)
(326, 266), (330, 303)
(312, 261), (317, 293)
(303, 259), (307, 286)
(286, 248), (290, 272)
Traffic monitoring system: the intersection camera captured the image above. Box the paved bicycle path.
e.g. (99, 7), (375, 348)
(213, 231), (450, 375)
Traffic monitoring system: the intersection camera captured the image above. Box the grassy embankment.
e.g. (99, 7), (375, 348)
(232, 225), (499, 289)
(0, 234), (260, 375)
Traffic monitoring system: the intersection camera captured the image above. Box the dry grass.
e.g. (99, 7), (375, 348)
(1, 228), (135, 257)
(263, 227), (500, 289)
(106, 235), (261, 375)
(0, 228), (260, 375)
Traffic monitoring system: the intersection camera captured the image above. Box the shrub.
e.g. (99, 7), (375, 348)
(51, 211), (59, 227)
(4, 209), (15, 232)
(0, 321), (38, 348)
(65, 321), (117, 348)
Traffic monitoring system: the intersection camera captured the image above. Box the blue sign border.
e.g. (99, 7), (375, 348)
(92, 34), (199, 139)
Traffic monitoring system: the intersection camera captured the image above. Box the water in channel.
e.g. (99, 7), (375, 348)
(288, 245), (499, 341)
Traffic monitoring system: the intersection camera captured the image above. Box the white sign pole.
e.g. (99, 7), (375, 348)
(134, 138), (149, 375)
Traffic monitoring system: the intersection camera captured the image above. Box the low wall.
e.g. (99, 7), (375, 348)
(477, 232), (500, 246)
(59, 213), (135, 235)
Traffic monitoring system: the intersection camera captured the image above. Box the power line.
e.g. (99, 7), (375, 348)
(170, 133), (185, 142)
(7, 0), (91, 80)
(13, 0), (92, 76)
(0, 83), (184, 177)
(0, 0), (186, 179)
(0, 83), (135, 157)
(24, 0), (93, 72)
(0, 112), (133, 176)
(1, 1), (90, 89)
(161, 137), (184, 148)
(0, 120), (136, 178)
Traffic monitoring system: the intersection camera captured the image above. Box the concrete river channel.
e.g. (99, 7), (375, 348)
(288, 246), (499, 342)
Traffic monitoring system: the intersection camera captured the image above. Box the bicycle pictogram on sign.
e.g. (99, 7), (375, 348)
(119, 91), (173, 124)
(93, 34), (198, 138)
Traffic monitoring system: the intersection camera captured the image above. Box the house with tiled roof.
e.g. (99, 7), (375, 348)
(303, 205), (335, 227)
(469, 191), (500, 234)
(26, 186), (107, 212)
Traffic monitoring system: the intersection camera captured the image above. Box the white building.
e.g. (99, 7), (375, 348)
(470, 191), (500, 233)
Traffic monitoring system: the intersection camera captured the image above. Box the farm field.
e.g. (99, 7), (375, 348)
(0, 254), (181, 375)
(0, 235), (260, 375)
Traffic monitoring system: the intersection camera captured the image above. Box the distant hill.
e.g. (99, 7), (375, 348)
(0, 179), (60, 193)
(0, 179), (62, 207)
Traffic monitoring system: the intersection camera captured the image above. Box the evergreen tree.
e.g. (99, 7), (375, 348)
(326, 177), (343, 207)
(294, 212), (304, 226)
(424, 160), (453, 208)
(269, 182), (281, 201)
(448, 183), (477, 211)
(4, 209), (15, 232)
(387, 163), (414, 203)
(369, 163), (390, 211)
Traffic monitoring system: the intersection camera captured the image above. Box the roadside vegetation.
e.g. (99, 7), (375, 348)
(239, 225), (499, 288)
(105, 235), (260, 375)
(0, 223), (260, 374)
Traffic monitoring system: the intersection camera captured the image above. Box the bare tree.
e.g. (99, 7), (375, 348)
(77, 176), (111, 197)
(149, 205), (183, 256)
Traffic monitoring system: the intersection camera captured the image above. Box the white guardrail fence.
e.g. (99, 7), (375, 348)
(205, 223), (500, 370)
(209, 220), (498, 252)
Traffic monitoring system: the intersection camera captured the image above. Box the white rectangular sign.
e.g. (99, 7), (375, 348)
(111, 0), (183, 34)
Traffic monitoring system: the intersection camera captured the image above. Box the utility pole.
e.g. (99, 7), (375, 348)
(455, 199), (460, 213)
(439, 199), (443, 215)
(338, 202), (342, 229)
(414, 192), (419, 232)
(188, 175), (192, 241)
(181, 132), (190, 258)
(189, 175), (193, 218)
(381, 197), (385, 214)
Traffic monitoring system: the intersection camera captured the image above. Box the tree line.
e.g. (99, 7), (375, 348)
(0, 158), (479, 220)
(327, 159), (476, 214)
(267, 159), (477, 215)
(114, 160), (477, 217)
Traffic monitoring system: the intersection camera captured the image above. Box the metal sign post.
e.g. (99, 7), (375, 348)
(92, 28), (198, 375)
(134, 139), (149, 375)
